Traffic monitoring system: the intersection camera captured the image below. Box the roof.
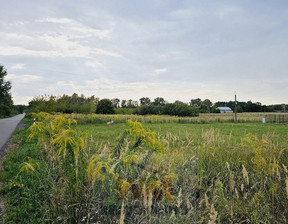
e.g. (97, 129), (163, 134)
(217, 107), (233, 111)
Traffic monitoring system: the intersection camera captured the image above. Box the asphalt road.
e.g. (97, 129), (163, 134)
(0, 113), (25, 158)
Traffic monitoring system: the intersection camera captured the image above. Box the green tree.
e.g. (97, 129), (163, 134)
(211, 106), (220, 113)
(127, 99), (133, 108)
(152, 97), (166, 106)
(111, 98), (120, 108)
(190, 98), (202, 107)
(200, 99), (212, 113)
(28, 94), (97, 114)
(121, 100), (127, 108)
(139, 97), (151, 106)
(0, 65), (13, 117)
(164, 101), (199, 117)
(96, 99), (115, 114)
(126, 99), (138, 108)
(236, 105), (243, 113)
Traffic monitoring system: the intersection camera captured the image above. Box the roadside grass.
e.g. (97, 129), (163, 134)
(0, 128), (51, 223)
(1, 114), (288, 223)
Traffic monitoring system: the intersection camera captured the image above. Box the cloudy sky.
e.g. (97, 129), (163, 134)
(1, 0), (288, 105)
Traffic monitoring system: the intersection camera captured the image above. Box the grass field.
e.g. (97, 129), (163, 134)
(68, 112), (288, 124)
(1, 113), (288, 223)
(78, 122), (288, 148)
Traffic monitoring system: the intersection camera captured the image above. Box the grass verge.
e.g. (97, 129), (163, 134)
(0, 127), (51, 223)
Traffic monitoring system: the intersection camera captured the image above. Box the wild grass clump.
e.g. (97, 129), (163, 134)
(174, 130), (288, 223)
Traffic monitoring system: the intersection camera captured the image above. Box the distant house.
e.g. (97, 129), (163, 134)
(217, 107), (233, 113)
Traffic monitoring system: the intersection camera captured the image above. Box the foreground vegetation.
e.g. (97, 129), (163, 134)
(1, 113), (288, 223)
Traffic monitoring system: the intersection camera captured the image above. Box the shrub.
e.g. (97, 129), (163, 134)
(96, 99), (115, 114)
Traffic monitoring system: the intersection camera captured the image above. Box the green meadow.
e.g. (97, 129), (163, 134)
(1, 113), (288, 223)
(79, 122), (288, 148)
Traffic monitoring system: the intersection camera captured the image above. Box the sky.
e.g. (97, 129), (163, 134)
(1, 0), (288, 105)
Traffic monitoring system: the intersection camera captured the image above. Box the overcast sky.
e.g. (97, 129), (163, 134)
(1, 0), (288, 105)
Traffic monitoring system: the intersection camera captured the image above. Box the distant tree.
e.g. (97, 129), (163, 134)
(14, 105), (28, 114)
(96, 99), (115, 114)
(190, 98), (202, 107)
(262, 105), (273, 112)
(246, 101), (262, 112)
(121, 100), (127, 108)
(200, 99), (212, 113)
(164, 101), (199, 117)
(71, 93), (79, 104)
(140, 97), (151, 106)
(211, 106), (220, 113)
(91, 96), (99, 105)
(271, 104), (282, 111)
(236, 105), (243, 113)
(132, 100), (138, 107)
(236, 102), (246, 112)
(111, 98), (120, 108)
(202, 99), (212, 108)
(28, 94), (97, 114)
(269, 104), (287, 112)
(28, 96), (46, 113)
(127, 99), (133, 108)
(214, 101), (226, 108)
(153, 97), (166, 106)
(0, 65), (13, 117)
(126, 99), (138, 108)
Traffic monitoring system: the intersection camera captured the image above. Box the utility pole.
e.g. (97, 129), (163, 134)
(234, 92), (237, 122)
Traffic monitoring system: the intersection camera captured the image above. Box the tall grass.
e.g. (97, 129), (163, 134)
(1, 112), (288, 223)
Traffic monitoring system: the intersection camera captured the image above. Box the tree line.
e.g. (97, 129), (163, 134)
(28, 95), (200, 117)
(27, 94), (288, 117)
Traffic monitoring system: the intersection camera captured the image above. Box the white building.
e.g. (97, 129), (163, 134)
(217, 107), (233, 113)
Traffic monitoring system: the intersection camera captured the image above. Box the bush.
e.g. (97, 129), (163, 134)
(164, 102), (199, 117)
(96, 99), (115, 114)
(135, 103), (199, 117)
(0, 104), (11, 117)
